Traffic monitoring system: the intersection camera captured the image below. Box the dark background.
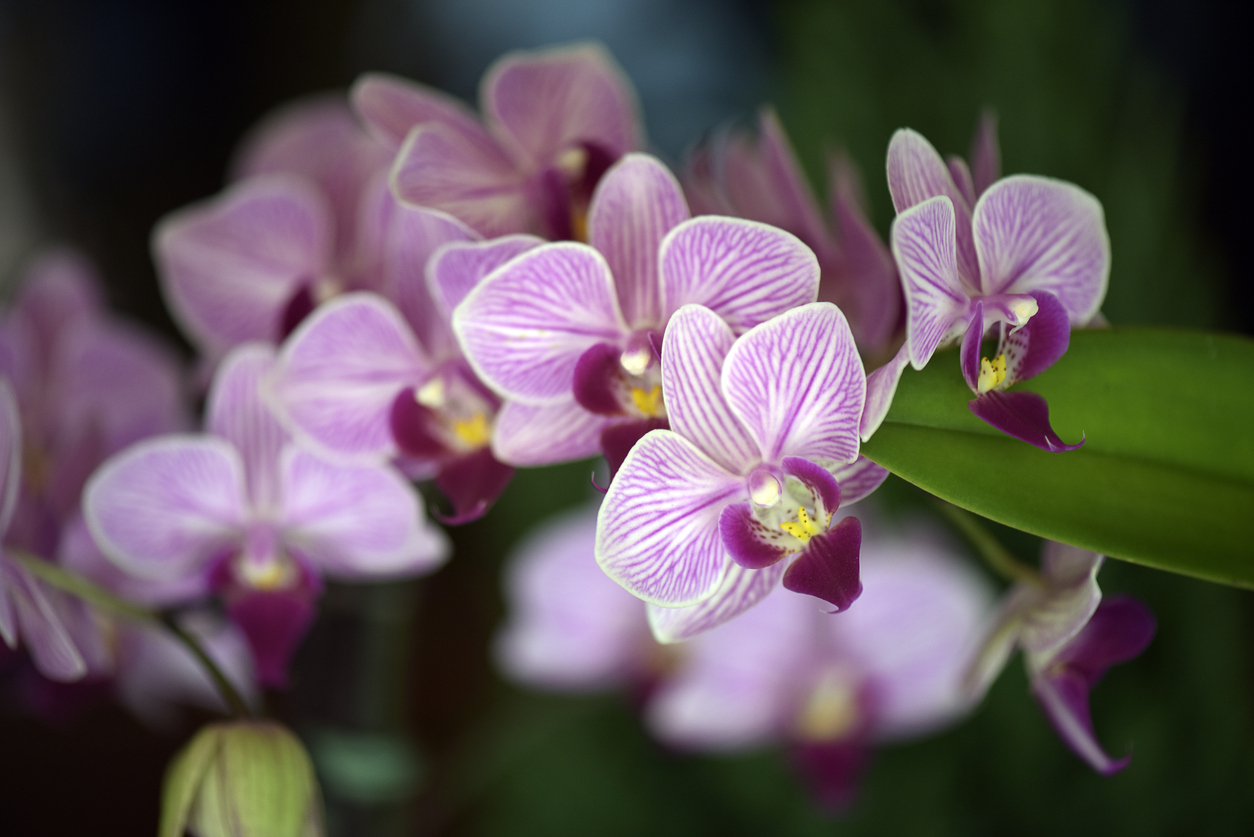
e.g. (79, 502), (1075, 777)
(0, 0), (1251, 834)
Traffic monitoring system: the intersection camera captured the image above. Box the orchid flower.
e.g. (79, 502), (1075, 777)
(646, 518), (993, 811)
(596, 302), (888, 641)
(966, 541), (1155, 774)
(685, 107), (901, 359)
(860, 122), (1109, 451)
(269, 227), (542, 522)
(356, 41), (642, 239)
(85, 344), (448, 686)
(453, 152), (820, 473)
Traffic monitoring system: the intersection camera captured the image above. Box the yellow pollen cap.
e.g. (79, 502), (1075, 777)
(780, 506), (821, 543)
(630, 386), (664, 417)
(978, 353), (1007, 394)
(452, 412), (491, 448)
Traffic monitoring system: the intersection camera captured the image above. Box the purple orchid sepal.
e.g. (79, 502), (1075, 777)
(597, 302), (887, 640)
(86, 345), (448, 686)
(860, 125), (1108, 451)
(966, 541), (1154, 774)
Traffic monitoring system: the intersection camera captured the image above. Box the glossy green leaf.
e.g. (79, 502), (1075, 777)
(862, 328), (1254, 587)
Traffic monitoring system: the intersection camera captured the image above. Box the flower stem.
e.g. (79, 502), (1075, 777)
(933, 502), (1042, 585)
(7, 549), (251, 718)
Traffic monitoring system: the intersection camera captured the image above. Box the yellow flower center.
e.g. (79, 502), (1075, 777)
(796, 670), (860, 741)
(630, 386), (664, 417)
(451, 412), (491, 448)
(780, 506), (822, 543)
(978, 353), (1007, 394)
(238, 556), (296, 591)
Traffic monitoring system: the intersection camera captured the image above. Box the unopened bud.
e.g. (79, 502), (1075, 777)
(160, 721), (324, 837)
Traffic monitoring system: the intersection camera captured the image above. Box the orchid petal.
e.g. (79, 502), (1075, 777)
(491, 399), (608, 466)
(272, 293), (428, 460)
(719, 503), (789, 570)
(968, 390), (1084, 452)
(973, 175), (1109, 322)
(350, 72), (487, 148)
(1054, 596), (1156, 680)
(481, 42), (641, 171)
(454, 242), (628, 403)
(660, 305), (757, 474)
(969, 111), (1001, 198)
(225, 585), (317, 689)
(434, 448), (515, 524)
(1001, 291), (1071, 385)
(1, 557), (87, 681)
(428, 235), (544, 322)
(8, 250), (103, 361)
(280, 447), (448, 578)
(154, 175), (333, 355)
(659, 216), (820, 332)
(600, 418), (669, 479)
(1032, 669), (1130, 775)
(947, 156), (976, 207)
(960, 303), (986, 392)
(782, 516), (863, 612)
(646, 561), (787, 644)
(587, 153), (689, 327)
(1021, 543), (1104, 657)
(963, 583), (1036, 700)
(392, 122), (530, 238)
(892, 196), (971, 368)
(0, 380), (20, 537)
(859, 346), (910, 442)
(207, 345), (289, 512)
(829, 456), (890, 507)
(85, 436), (246, 581)
(723, 303), (864, 465)
(744, 108), (831, 248)
(572, 342), (630, 416)
(886, 129), (979, 283)
(596, 430), (742, 607)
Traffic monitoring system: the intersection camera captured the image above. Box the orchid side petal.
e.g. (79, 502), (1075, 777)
(646, 562), (786, 644)
(859, 346), (910, 442)
(596, 430), (742, 607)
(207, 345), (289, 511)
(453, 242), (628, 403)
(886, 129), (979, 283)
(428, 235), (544, 322)
(829, 456), (890, 508)
(1, 558), (88, 681)
(969, 390), (1084, 452)
(722, 302), (864, 465)
(491, 399), (608, 466)
(891, 196), (971, 368)
(659, 216), (820, 332)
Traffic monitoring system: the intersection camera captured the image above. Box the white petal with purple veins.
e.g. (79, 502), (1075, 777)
(428, 236), (544, 323)
(891, 196), (972, 367)
(491, 399), (608, 467)
(886, 129), (979, 282)
(207, 345), (290, 513)
(647, 561), (786, 643)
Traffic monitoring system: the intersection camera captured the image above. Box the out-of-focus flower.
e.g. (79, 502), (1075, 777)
(966, 541), (1155, 774)
(597, 303), (887, 641)
(269, 230), (541, 522)
(454, 152), (820, 473)
(861, 120), (1108, 451)
(359, 41), (642, 239)
(685, 107), (901, 359)
(85, 344), (448, 686)
(160, 720), (323, 837)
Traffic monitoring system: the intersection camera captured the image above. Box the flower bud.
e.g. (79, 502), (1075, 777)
(160, 721), (324, 837)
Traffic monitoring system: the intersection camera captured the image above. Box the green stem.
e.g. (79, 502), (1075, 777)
(8, 549), (251, 718)
(933, 502), (1042, 585)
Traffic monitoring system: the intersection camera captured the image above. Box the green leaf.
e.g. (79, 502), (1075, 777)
(861, 328), (1254, 587)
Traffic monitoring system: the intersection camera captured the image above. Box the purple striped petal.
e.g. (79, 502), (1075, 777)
(969, 390), (1084, 452)
(782, 457), (842, 516)
(782, 516), (862, 612)
(481, 42), (641, 171)
(587, 153), (689, 328)
(969, 111), (1001, 198)
(453, 242), (628, 403)
(948, 156), (976, 207)
(272, 293), (428, 460)
(859, 347), (910, 441)
(153, 175), (333, 356)
(434, 447), (515, 524)
(829, 456), (890, 507)
(1032, 668), (1129, 775)
(660, 305), (758, 473)
(646, 561), (787, 643)
(722, 303), (864, 465)
(892, 196), (972, 368)
(1001, 291), (1071, 385)
(207, 345), (289, 511)
(973, 175), (1109, 322)
(350, 72), (487, 148)
(600, 417), (669, 479)
(0, 380), (20, 537)
(280, 447), (447, 578)
(659, 217), (820, 332)
(491, 399), (608, 466)
(886, 129), (979, 283)
(0, 557), (87, 681)
(745, 108), (831, 248)
(428, 235), (544, 321)
(596, 430), (743, 606)
(84, 436), (247, 581)
(392, 122), (530, 238)
(960, 302), (986, 392)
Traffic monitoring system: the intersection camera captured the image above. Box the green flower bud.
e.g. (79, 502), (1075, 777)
(160, 721), (324, 837)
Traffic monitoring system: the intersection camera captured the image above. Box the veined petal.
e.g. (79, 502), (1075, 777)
(601, 417), (670, 479)
(968, 390), (1084, 452)
(587, 153), (689, 328)
(84, 436), (246, 581)
(973, 175), (1109, 322)
(892, 196), (971, 368)
(207, 345), (289, 512)
(859, 346), (910, 442)
(659, 217), (820, 333)
(646, 561), (787, 644)
(1, 557), (87, 681)
(722, 303), (864, 465)
(969, 111), (1001, 198)
(0, 380), (20, 537)
(428, 235), (544, 322)
(391, 122), (530, 238)
(885, 129), (979, 283)
(280, 447), (448, 578)
(481, 42), (641, 171)
(272, 293), (428, 460)
(596, 430), (742, 607)
(661, 305), (758, 474)
(453, 242), (628, 403)
(1021, 543), (1104, 657)
(350, 72), (487, 148)
(1032, 669), (1129, 775)
(947, 156), (976, 207)
(491, 399), (608, 466)
(720, 503), (790, 570)
(748, 108), (831, 248)
(153, 175), (333, 355)
(829, 456), (890, 507)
